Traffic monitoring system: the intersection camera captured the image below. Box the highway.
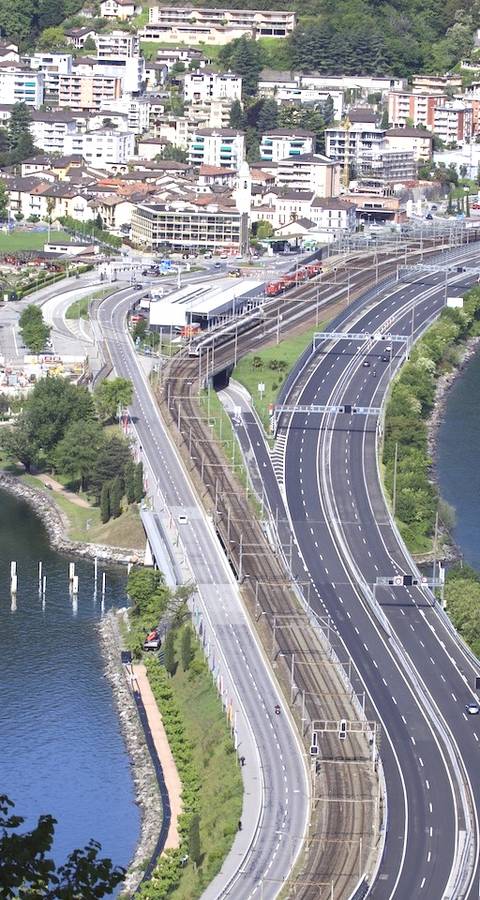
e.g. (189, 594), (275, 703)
(95, 288), (310, 900)
(279, 263), (480, 898)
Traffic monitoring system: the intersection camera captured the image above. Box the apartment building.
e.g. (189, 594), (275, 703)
(155, 47), (207, 72)
(29, 53), (73, 103)
(0, 65), (43, 107)
(188, 128), (245, 169)
(64, 27), (97, 49)
(100, 0), (140, 19)
(101, 95), (150, 132)
(30, 111), (78, 154)
(58, 72), (122, 110)
(95, 31), (139, 58)
(411, 73), (462, 93)
(276, 153), (341, 197)
(260, 129), (315, 163)
(132, 198), (242, 251)
(184, 69), (242, 105)
(144, 6), (295, 44)
(387, 91), (447, 129)
(360, 149), (417, 182)
(433, 101), (473, 144)
(385, 127), (433, 162)
(325, 122), (386, 173)
(65, 128), (135, 166)
(152, 115), (189, 148)
(258, 69), (404, 99)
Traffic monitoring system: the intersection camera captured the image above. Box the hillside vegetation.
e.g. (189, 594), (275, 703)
(152, 0), (479, 76)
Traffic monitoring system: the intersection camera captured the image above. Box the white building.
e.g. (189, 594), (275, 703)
(184, 69), (242, 105)
(325, 122), (386, 174)
(433, 101), (473, 145)
(95, 31), (140, 58)
(101, 95), (150, 132)
(65, 128), (135, 166)
(100, 0), (140, 19)
(132, 198), (242, 251)
(260, 129), (315, 163)
(276, 153), (341, 197)
(29, 53), (73, 102)
(143, 6), (295, 44)
(0, 65), (44, 107)
(89, 56), (145, 94)
(188, 128), (245, 169)
(30, 111), (78, 154)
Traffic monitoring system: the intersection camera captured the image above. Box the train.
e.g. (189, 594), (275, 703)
(265, 261), (323, 297)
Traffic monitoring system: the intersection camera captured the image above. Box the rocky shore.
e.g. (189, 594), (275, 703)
(0, 472), (142, 566)
(99, 611), (164, 897)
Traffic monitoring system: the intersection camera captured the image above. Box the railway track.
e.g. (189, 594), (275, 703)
(156, 231), (479, 899)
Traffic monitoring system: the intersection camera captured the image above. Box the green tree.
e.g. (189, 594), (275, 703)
(8, 102), (35, 163)
(100, 482), (110, 524)
(125, 459), (136, 504)
(54, 420), (104, 490)
(94, 377), (133, 423)
(188, 813), (201, 868)
(82, 35), (97, 53)
(219, 36), (264, 97)
(157, 142), (188, 163)
(0, 179), (9, 221)
(181, 625), (192, 671)
(22, 377), (94, 461)
(110, 475), (123, 518)
(37, 25), (68, 51)
(255, 98), (279, 133)
(134, 461), (144, 503)
(163, 628), (175, 676)
(0, 421), (36, 472)
(229, 99), (246, 130)
(0, 794), (125, 899)
(90, 435), (131, 501)
(132, 318), (147, 342)
(19, 304), (51, 354)
(254, 220), (274, 240)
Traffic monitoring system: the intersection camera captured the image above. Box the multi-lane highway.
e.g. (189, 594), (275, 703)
(279, 263), (480, 897)
(222, 256), (480, 898)
(95, 287), (310, 900)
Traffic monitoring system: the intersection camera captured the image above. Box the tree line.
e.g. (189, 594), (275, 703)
(0, 374), (144, 524)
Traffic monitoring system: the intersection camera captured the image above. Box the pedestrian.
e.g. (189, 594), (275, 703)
(238, 820), (242, 831)
(240, 755), (245, 767)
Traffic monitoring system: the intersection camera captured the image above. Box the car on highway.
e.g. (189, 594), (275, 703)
(465, 702), (480, 715)
(362, 360), (371, 367)
(381, 354), (390, 362)
(178, 514), (188, 524)
(384, 345), (392, 353)
(213, 262), (222, 268)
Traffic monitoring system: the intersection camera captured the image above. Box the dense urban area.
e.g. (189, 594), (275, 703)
(3, 0), (480, 899)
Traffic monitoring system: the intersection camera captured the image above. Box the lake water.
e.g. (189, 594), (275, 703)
(0, 488), (139, 880)
(437, 348), (480, 571)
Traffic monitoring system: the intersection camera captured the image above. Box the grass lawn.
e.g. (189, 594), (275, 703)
(0, 230), (71, 252)
(20, 474), (145, 548)
(233, 321), (327, 434)
(65, 287), (113, 320)
(166, 631), (243, 900)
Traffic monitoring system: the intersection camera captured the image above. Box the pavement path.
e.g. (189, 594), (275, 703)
(36, 474), (91, 508)
(133, 662), (182, 851)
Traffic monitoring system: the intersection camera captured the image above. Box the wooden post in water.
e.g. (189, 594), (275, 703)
(69, 562), (75, 583)
(10, 561), (17, 596)
(38, 561), (43, 592)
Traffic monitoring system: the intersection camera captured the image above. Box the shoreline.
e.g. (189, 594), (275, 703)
(0, 472), (142, 566)
(98, 612), (164, 897)
(424, 336), (480, 564)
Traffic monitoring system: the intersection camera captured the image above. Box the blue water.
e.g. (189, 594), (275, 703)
(437, 348), (480, 570)
(0, 488), (139, 878)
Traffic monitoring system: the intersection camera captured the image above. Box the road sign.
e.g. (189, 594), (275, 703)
(258, 382), (265, 396)
(160, 258), (172, 270)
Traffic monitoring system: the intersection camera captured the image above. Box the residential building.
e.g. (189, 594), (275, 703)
(132, 198), (242, 251)
(184, 69), (242, 105)
(276, 153), (341, 197)
(0, 64), (43, 107)
(387, 91), (447, 129)
(100, 0), (140, 19)
(95, 31), (139, 58)
(273, 85), (343, 119)
(58, 72), (122, 110)
(101, 95), (151, 132)
(433, 101), (473, 144)
(152, 114), (189, 148)
(143, 6), (296, 44)
(30, 111), (78, 154)
(360, 149), (417, 182)
(29, 53), (73, 103)
(136, 137), (169, 160)
(197, 164), (237, 191)
(385, 127), (433, 162)
(188, 128), (245, 169)
(65, 129), (135, 166)
(155, 47), (207, 72)
(64, 27), (97, 49)
(88, 56), (146, 94)
(411, 73), (463, 93)
(260, 129), (315, 163)
(325, 122), (386, 174)
(258, 69), (404, 99)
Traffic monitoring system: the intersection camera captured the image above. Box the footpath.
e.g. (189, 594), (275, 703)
(133, 662), (182, 850)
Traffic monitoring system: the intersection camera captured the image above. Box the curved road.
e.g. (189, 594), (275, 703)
(282, 264), (480, 898)
(96, 288), (310, 900)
